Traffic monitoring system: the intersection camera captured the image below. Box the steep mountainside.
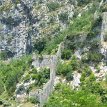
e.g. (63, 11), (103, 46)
(0, 0), (74, 58)
(1, 0), (107, 107)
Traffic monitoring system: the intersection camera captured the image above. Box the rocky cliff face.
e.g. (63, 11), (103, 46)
(0, 0), (74, 57)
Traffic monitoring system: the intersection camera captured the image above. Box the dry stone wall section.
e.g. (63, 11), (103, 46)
(101, 12), (107, 62)
(30, 42), (63, 107)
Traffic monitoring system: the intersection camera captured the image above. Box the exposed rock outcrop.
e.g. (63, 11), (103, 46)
(0, 0), (74, 57)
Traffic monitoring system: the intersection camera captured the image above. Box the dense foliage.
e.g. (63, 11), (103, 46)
(29, 68), (50, 88)
(0, 0), (106, 106)
(61, 49), (72, 60)
(77, 0), (93, 6)
(57, 56), (80, 81)
(47, 2), (60, 12)
(0, 55), (32, 96)
(58, 12), (68, 23)
(45, 66), (107, 107)
(68, 11), (93, 34)
(44, 83), (107, 107)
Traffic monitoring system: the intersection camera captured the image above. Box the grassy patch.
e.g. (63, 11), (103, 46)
(41, 10), (94, 54)
(68, 11), (94, 35)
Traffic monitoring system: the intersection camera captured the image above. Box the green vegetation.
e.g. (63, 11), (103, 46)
(77, 0), (92, 6)
(104, 32), (107, 42)
(45, 65), (107, 107)
(0, 50), (14, 60)
(33, 2), (101, 55)
(64, 11), (94, 50)
(44, 83), (107, 107)
(64, 33), (81, 51)
(58, 12), (68, 23)
(30, 68), (50, 87)
(18, 67), (50, 94)
(47, 2), (60, 12)
(0, 55), (32, 96)
(87, 52), (103, 63)
(77, 0), (101, 6)
(29, 96), (39, 104)
(64, 9), (103, 65)
(0, 1), (105, 106)
(57, 62), (73, 80)
(42, 32), (65, 54)
(0, 0), (21, 13)
(68, 11), (93, 34)
(57, 56), (80, 81)
(101, 3), (107, 12)
(0, 51), (8, 60)
(36, 9), (94, 55)
(61, 49), (72, 60)
(0, 2), (13, 13)
(33, 38), (46, 54)
(33, 1), (99, 55)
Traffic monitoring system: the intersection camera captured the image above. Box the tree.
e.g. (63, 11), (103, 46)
(0, 51), (7, 60)
(61, 49), (71, 60)
(57, 62), (73, 76)
(33, 38), (46, 54)
(45, 84), (103, 107)
(59, 12), (68, 23)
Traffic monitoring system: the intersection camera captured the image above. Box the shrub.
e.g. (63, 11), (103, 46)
(30, 68), (37, 74)
(101, 95), (107, 103)
(77, 0), (92, 6)
(43, 68), (50, 79)
(92, 16), (102, 29)
(59, 12), (68, 23)
(0, 51), (7, 60)
(0, 55), (32, 95)
(33, 38), (46, 54)
(66, 72), (73, 81)
(68, 11), (93, 34)
(89, 40), (100, 51)
(45, 84), (104, 107)
(95, 66), (100, 73)
(101, 3), (107, 12)
(57, 61), (74, 81)
(105, 74), (107, 83)
(57, 62), (73, 76)
(70, 56), (79, 70)
(43, 32), (65, 54)
(104, 32), (107, 42)
(47, 2), (60, 11)
(61, 49), (71, 60)
(31, 74), (38, 80)
(86, 31), (98, 40)
(87, 52), (103, 63)
(0, 79), (5, 95)
(80, 65), (92, 83)
(23, 74), (31, 83)
(31, 68), (50, 87)
(29, 97), (39, 104)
